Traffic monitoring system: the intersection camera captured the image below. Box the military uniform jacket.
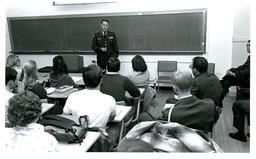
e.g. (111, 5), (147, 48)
(92, 31), (119, 57)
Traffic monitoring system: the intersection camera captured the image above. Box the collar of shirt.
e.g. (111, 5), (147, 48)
(106, 72), (119, 75)
(178, 94), (192, 100)
(102, 31), (107, 36)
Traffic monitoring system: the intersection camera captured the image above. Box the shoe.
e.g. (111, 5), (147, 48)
(229, 132), (247, 142)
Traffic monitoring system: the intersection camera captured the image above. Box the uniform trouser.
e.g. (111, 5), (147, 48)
(97, 53), (110, 70)
(232, 100), (250, 134)
(219, 75), (237, 105)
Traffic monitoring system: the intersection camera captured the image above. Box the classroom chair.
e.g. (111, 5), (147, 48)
(157, 61), (177, 91)
(208, 63), (215, 74)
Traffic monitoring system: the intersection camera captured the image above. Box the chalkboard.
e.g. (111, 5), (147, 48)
(8, 9), (207, 54)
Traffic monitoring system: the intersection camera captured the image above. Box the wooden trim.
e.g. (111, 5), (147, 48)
(7, 8), (207, 20)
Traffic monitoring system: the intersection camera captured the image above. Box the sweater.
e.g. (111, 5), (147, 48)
(49, 72), (78, 88)
(100, 73), (140, 102)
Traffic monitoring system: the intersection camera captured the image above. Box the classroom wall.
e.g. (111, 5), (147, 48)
(232, 0), (250, 68)
(5, 0), (249, 80)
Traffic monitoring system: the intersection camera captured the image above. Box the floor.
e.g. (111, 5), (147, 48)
(154, 89), (250, 153)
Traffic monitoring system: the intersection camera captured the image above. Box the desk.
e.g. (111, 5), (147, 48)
(111, 105), (132, 143)
(41, 103), (54, 115)
(125, 88), (145, 99)
(47, 88), (78, 99)
(39, 66), (86, 73)
(76, 78), (85, 86)
(57, 131), (100, 152)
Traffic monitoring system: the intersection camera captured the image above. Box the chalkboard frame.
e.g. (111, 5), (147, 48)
(8, 8), (207, 55)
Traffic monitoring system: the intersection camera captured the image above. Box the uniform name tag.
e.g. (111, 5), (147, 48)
(109, 36), (113, 39)
(97, 38), (101, 40)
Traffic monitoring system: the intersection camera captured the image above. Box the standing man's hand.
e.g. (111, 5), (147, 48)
(100, 47), (107, 52)
(226, 70), (236, 77)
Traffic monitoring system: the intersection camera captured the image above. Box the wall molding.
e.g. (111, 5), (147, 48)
(232, 36), (250, 42)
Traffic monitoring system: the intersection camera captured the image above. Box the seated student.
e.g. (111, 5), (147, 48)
(63, 64), (116, 128)
(5, 91), (58, 152)
(161, 71), (215, 133)
(23, 60), (47, 99)
(190, 57), (223, 106)
(127, 55), (150, 86)
(229, 100), (249, 142)
(49, 55), (78, 88)
(101, 57), (140, 102)
(6, 54), (23, 81)
(219, 40), (250, 107)
(101, 57), (140, 121)
(5, 67), (18, 124)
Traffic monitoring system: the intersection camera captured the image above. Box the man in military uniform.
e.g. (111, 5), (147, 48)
(92, 19), (119, 70)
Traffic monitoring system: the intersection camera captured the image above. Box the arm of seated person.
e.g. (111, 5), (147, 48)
(124, 78), (141, 98)
(160, 108), (169, 121)
(109, 98), (117, 121)
(62, 96), (74, 115)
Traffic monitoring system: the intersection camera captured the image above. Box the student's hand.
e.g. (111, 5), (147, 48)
(17, 81), (25, 93)
(226, 70), (235, 77)
(100, 47), (107, 52)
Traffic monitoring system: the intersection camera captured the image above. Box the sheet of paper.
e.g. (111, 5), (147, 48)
(164, 103), (175, 110)
(71, 76), (83, 83)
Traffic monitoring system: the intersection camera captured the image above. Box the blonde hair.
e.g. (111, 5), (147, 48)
(171, 71), (193, 92)
(23, 60), (39, 89)
(6, 54), (20, 67)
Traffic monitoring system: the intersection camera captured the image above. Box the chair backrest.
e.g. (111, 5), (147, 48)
(157, 61), (177, 73)
(208, 63), (215, 74)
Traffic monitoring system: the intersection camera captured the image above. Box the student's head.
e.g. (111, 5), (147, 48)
(23, 60), (39, 89)
(131, 55), (148, 72)
(106, 57), (120, 72)
(100, 19), (109, 32)
(6, 67), (18, 93)
(6, 54), (21, 67)
(8, 91), (42, 127)
(6, 67), (17, 86)
(117, 138), (154, 152)
(247, 40), (250, 53)
(171, 71), (193, 95)
(52, 55), (68, 75)
(82, 64), (103, 88)
(190, 56), (208, 76)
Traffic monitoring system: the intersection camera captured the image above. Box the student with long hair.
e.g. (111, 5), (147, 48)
(49, 55), (78, 88)
(127, 55), (150, 85)
(6, 54), (23, 81)
(23, 60), (47, 99)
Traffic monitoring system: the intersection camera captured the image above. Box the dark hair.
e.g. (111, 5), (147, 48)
(101, 19), (109, 24)
(132, 55), (147, 72)
(171, 71), (193, 92)
(117, 138), (154, 152)
(6, 67), (17, 85)
(8, 91), (42, 127)
(192, 56), (208, 73)
(248, 40), (250, 43)
(107, 57), (120, 72)
(82, 64), (103, 88)
(52, 56), (68, 75)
